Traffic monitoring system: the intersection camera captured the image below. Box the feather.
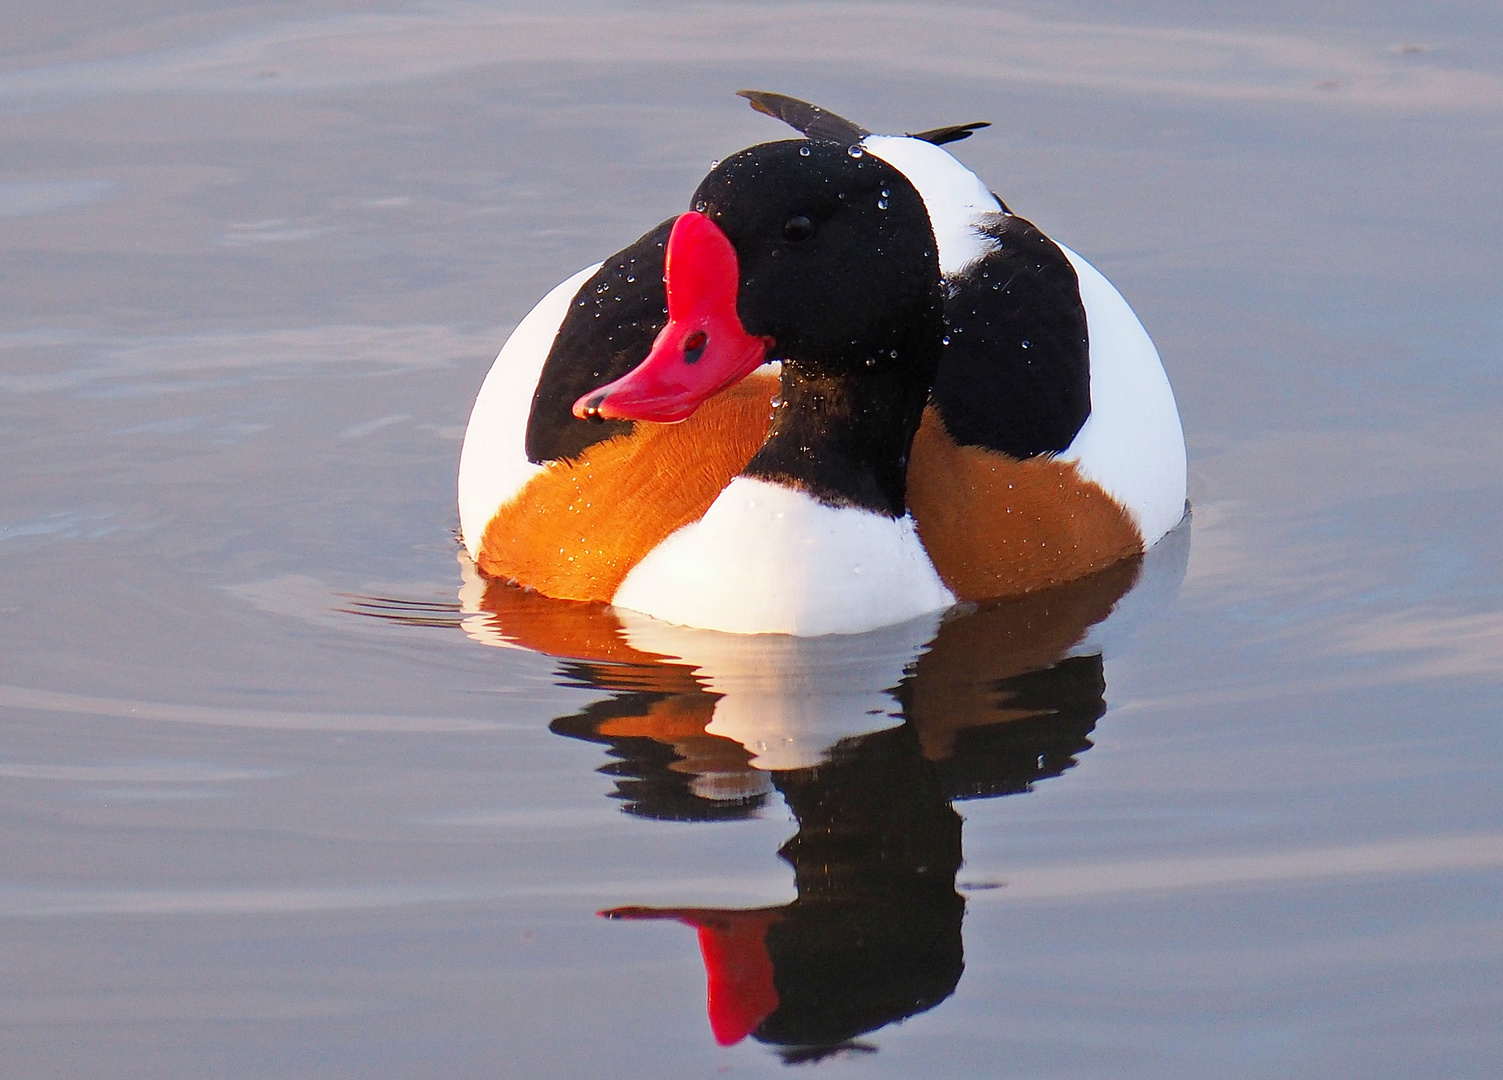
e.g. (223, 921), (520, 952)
(906, 121), (991, 146)
(736, 90), (869, 144)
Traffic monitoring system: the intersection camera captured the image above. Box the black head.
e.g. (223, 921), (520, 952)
(543, 137), (948, 515)
(683, 141), (945, 515)
(690, 140), (942, 371)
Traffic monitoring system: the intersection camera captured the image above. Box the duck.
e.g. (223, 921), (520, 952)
(458, 91), (1186, 636)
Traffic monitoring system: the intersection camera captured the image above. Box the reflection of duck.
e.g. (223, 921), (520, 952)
(447, 522), (1188, 1055)
(458, 520), (1187, 801)
(605, 721), (969, 1056)
(458, 91), (1186, 634)
(559, 579), (1127, 1056)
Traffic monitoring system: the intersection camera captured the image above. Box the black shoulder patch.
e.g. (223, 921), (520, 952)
(931, 214), (1090, 458)
(736, 89), (870, 145)
(524, 218), (673, 463)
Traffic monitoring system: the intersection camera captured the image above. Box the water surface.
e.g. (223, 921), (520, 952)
(2, 2), (1501, 1076)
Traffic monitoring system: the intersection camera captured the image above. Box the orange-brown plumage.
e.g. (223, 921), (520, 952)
(477, 373), (779, 602)
(479, 383), (1143, 607)
(906, 406), (1143, 600)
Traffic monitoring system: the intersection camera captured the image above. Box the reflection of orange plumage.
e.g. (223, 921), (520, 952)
(597, 696), (764, 797)
(469, 577), (658, 666)
(906, 555), (1141, 760)
(452, 511), (1190, 1054)
(473, 573), (771, 800)
(469, 570), (695, 693)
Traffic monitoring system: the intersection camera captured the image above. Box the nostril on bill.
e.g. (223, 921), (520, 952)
(682, 330), (708, 365)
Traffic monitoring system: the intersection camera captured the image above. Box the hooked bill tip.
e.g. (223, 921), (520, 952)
(574, 391), (608, 422)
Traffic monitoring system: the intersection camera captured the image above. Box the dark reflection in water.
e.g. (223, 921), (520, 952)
(546, 589), (1117, 827)
(350, 526), (1185, 1058)
(571, 582), (1117, 1056)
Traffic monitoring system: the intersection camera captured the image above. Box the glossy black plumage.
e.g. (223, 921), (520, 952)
(906, 120), (992, 145)
(692, 140), (944, 517)
(737, 89), (989, 149)
(736, 89), (869, 144)
(934, 213), (1092, 457)
(524, 219), (671, 463)
(525, 92), (1092, 488)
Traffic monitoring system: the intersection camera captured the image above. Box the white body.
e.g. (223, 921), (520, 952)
(1054, 246), (1187, 546)
(457, 263), (600, 557)
(457, 137), (1187, 636)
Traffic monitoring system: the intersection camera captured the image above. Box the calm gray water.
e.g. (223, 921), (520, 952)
(2, 3), (1501, 1076)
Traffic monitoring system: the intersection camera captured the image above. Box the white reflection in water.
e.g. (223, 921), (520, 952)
(618, 609), (932, 772)
(457, 516), (1190, 774)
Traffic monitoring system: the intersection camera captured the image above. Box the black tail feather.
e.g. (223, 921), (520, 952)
(736, 89), (870, 144)
(737, 90), (990, 148)
(907, 121), (991, 146)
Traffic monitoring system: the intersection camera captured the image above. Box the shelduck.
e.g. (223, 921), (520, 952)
(458, 92), (1186, 635)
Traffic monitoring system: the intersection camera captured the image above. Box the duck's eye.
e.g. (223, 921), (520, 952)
(782, 215), (815, 242)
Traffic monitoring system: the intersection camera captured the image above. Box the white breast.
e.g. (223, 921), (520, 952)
(457, 263), (600, 558)
(611, 477), (956, 636)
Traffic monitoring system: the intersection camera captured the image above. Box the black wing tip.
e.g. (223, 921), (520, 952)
(907, 121), (992, 146)
(735, 88), (779, 120)
(735, 89), (870, 144)
(736, 91), (990, 148)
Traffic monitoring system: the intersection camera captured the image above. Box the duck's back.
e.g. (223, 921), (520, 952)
(862, 135), (1186, 599)
(903, 236), (1185, 599)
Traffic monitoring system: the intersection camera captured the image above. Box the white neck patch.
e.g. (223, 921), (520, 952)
(861, 135), (1001, 277)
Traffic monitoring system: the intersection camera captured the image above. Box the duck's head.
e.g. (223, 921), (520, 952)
(572, 139), (943, 424)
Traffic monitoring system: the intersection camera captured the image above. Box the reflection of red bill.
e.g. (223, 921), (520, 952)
(572, 212), (774, 424)
(601, 905), (782, 1045)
